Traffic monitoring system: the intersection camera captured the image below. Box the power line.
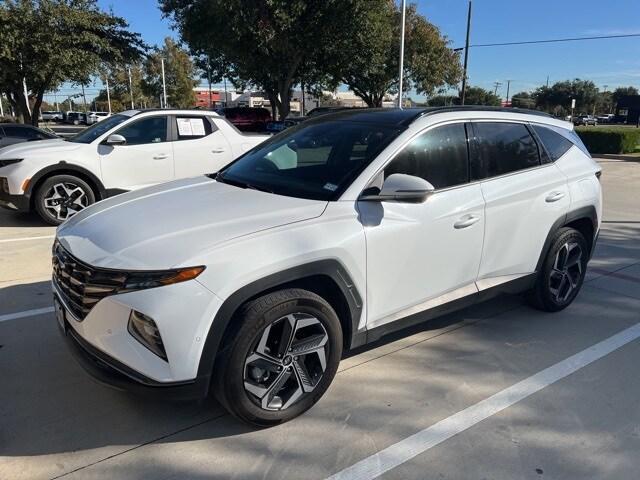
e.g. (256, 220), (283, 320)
(455, 33), (640, 50)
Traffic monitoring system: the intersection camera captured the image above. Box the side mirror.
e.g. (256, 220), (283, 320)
(105, 134), (126, 146)
(360, 173), (435, 203)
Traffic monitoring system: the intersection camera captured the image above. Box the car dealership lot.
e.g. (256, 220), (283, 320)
(1, 159), (639, 480)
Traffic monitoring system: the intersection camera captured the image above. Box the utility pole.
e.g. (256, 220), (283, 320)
(223, 77), (228, 107)
(127, 66), (134, 109)
(460, 0), (472, 105)
(505, 79), (512, 105)
(161, 58), (168, 109)
(81, 84), (88, 113)
(301, 81), (306, 116)
(546, 75), (550, 88)
(105, 76), (112, 114)
(493, 81), (502, 95)
(0, 93), (4, 117)
(397, 0), (407, 109)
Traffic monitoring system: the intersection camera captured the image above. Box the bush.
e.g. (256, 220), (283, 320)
(575, 127), (640, 154)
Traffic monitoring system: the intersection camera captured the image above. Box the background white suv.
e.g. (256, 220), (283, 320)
(0, 109), (268, 224)
(52, 107), (601, 426)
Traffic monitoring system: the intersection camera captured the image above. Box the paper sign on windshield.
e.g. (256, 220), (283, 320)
(177, 118), (206, 136)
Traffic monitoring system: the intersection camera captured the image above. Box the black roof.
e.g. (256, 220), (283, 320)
(309, 106), (553, 127)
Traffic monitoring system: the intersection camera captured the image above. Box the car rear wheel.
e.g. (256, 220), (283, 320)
(528, 227), (588, 312)
(214, 288), (343, 426)
(34, 174), (95, 225)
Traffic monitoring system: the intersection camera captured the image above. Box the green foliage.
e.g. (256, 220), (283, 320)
(612, 86), (639, 106)
(143, 38), (197, 109)
(511, 91), (535, 109)
(0, 0), (145, 125)
(94, 63), (151, 111)
(533, 79), (598, 115)
(576, 127), (640, 154)
(161, 0), (358, 119)
(427, 86), (500, 107)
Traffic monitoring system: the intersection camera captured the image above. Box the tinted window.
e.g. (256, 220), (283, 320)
(4, 126), (42, 139)
(175, 116), (214, 141)
(471, 122), (540, 180)
(219, 121), (400, 201)
(385, 123), (469, 189)
(532, 125), (574, 161)
(116, 116), (168, 145)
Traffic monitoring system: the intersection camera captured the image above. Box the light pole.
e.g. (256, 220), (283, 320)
(161, 58), (168, 109)
(397, 0), (407, 109)
(460, 0), (472, 105)
(505, 79), (512, 105)
(127, 66), (134, 109)
(105, 76), (112, 114)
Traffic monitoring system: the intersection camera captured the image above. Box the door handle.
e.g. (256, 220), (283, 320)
(211, 148), (226, 154)
(454, 214), (481, 229)
(153, 154), (169, 160)
(545, 191), (565, 203)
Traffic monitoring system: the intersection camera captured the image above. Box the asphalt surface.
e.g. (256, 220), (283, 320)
(1, 159), (639, 480)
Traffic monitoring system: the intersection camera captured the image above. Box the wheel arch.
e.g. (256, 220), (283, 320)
(535, 205), (598, 273)
(196, 260), (363, 387)
(27, 162), (106, 208)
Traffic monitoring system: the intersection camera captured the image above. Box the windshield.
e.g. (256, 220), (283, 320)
(68, 114), (130, 144)
(218, 120), (401, 201)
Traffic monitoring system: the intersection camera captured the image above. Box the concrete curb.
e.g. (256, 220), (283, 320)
(595, 154), (640, 162)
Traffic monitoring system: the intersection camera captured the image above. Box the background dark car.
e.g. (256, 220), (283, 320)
(65, 112), (88, 125)
(0, 123), (58, 148)
(573, 115), (597, 126)
(216, 107), (271, 132)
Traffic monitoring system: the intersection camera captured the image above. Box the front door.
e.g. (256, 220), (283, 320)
(98, 115), (173, 191)
(359, 122), (485, 330)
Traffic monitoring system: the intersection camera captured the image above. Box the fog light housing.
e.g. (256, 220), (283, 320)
(0, 177), (9, 194)
(127, 310), (167, 360)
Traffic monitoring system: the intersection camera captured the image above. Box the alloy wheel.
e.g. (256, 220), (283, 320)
(549, 241), (583, 303)
(243, 313), (329, 411)
(43, 182), (89, 221)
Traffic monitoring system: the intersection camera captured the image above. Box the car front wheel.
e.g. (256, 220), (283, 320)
(214, 288), (343, 426)
(34, 174), (95, 225)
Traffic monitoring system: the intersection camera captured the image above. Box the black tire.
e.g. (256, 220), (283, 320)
(528, 227), (588, 312)
(34, 174), (96, 226)
(214, 288), (343, 427)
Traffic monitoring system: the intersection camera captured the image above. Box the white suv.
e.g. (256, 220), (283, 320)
(0, 109), (268, 224)
(52, 107), (601, 425)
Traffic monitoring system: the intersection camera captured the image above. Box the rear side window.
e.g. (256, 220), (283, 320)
(532, 124), (574, 161)
(471, 122), (540, 180)
(385, 123), (469, 189)
(174, 116), (215, 141)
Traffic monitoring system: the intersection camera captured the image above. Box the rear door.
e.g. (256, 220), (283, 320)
(98, 114), (173, 190)
(171, 114), (233, 177)
(470, 121), (570, 286)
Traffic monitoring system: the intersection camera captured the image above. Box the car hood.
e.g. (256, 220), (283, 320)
(56, 176), (327, 270)
(0, 138), (78, 158)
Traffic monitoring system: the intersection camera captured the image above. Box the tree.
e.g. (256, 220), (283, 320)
(161, 0), (359, 119)
(511, 91), (536, 109)
(341, 1), (462, 107)
(533, 79), (598, 115)
(143, 37), (197, 109)
(0, 0), (145, 125)
(611, 86), (639, 106)
(427, 86), (499, 106)
(94, 63), (151, 111)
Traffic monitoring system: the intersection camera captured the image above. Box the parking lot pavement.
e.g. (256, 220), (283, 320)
(1, 159), (639, 480)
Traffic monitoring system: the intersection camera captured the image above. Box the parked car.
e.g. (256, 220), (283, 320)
(41, 111), (63, 122)
(266, 117), (304, 132)
(596, 114), (615, 124)
(50, 107), (601, 426)
(573, 115), (597, 126)
(0, 123), (58, 149)
(216, 107), (271, 132)
(87, 111), (110, 125)
(0, 109), (268, 224)
(65, 112), (88, 125)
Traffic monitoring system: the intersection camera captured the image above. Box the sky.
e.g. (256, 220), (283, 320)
(70, 0), (640, 102)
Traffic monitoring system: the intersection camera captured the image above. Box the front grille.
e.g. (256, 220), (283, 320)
(52, 242), (127, 320)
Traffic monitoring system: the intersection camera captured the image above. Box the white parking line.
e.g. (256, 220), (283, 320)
(327, 322), (640, 480)
(0, 235), (55, 244)
(0, 306), (54, 323)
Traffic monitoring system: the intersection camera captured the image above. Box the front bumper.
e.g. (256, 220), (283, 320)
(0, 189), (30, 212)
(58, 313), (210, 401)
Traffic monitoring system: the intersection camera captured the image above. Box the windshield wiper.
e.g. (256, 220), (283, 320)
(211, 172), (273, 194)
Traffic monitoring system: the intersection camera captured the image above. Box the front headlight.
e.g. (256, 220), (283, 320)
(123, 266), (206, 291)
(0, 159), (23, 168)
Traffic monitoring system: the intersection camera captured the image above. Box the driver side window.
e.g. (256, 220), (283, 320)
(116, 116), (168, 145)
(385, 123), (470, 190)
